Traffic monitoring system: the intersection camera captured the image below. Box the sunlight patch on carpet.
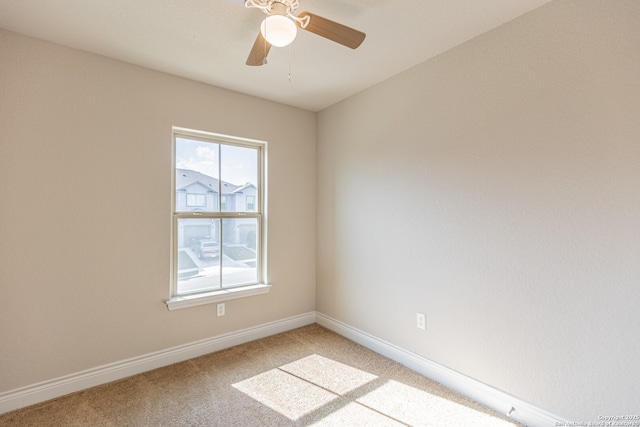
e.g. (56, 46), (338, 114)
(233, 354), (517, 425)
(309, 402), (404, 426)
(357, 380), (516, 426)
(279, 354), (378, 395)
(232, 368), (337, 420)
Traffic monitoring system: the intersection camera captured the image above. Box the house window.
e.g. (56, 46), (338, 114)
(246, 195), (255, 211)
(167, 127), (268, 310)
(186, 193), (206, 207)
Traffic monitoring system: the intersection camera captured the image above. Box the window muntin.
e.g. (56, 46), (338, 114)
(171, 128), (264, 299)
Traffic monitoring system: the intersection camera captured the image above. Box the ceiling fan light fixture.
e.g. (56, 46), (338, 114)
(260, 15), (297, 47)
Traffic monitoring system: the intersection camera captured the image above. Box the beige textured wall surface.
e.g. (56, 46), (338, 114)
(317, 0), (640, 420)
(0, 29), (316, 393)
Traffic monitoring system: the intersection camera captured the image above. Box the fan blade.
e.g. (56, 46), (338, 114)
(297, 12), (365, 49)
(246, 32), (272, 66)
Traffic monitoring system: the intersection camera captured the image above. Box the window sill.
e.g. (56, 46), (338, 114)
(165, 283), (271, 311)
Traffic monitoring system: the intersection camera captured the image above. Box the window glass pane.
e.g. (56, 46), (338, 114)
(221, 144), (258, 212)
(176, 217), (221, 294)
(221, 218), (258, 286)
(175, 137), (220, 212)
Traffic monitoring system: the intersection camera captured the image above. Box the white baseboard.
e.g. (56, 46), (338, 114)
(1, 311), (567, 426)
(0, 311), (316, 415)
(316, 312), (568, 427)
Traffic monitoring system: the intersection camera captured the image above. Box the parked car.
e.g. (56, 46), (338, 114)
(195, 240), (219, 259)
(188, 236), (202, 252)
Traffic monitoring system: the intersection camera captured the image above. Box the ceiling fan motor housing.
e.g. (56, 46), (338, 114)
(246, 0), (299, 16)
(269, 2), (289, 17)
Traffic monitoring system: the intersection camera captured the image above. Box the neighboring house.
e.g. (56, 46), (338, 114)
(175, 168), (257, 250)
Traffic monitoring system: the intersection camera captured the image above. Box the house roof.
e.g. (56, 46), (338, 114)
(232, 183), (257, 194)
(176, 169), (241, 195)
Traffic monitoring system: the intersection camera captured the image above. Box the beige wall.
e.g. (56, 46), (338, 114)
(317, 0), (640, 420)
(0, 29), (316, 392)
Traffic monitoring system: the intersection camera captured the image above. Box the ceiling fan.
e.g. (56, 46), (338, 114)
(241, 0), (366, 66)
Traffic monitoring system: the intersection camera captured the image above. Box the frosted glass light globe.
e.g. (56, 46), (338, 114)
(260, 15), (297, 47)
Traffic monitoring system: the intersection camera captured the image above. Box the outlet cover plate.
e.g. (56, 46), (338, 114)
(416, 312), (426, 330)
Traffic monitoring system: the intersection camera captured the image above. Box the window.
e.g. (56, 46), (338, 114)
(246, 195), (255, 211)
(167, 128), (268, 310)
(186, 193), (206, 207)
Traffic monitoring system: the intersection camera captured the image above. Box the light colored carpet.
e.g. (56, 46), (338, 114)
(0, 324), (522, 426)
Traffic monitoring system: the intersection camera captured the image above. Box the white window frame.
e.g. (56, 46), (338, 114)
(166, 127), (269, 311)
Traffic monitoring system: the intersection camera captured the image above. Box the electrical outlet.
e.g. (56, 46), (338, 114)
(217, 303), (225, 317)
(416, 312), (426, 330)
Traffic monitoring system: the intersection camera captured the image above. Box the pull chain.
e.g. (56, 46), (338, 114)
(288, 44), (292, 83)
(263, 19), (268, 65)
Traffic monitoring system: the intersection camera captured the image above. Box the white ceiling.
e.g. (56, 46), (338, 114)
(0, 0), (553, 111)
